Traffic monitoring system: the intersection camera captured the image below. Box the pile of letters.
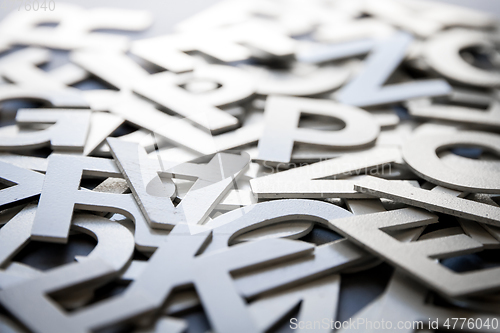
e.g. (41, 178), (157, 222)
(0, 0), (500, 332)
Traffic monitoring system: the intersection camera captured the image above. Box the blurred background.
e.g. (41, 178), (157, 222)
(1, 0), (499, 38)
